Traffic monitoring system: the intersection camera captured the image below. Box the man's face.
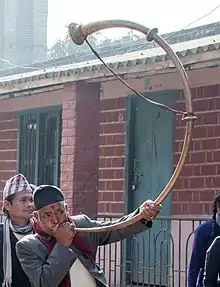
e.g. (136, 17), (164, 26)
(34, 201), (68, 236)
(4, 191), (34, 222)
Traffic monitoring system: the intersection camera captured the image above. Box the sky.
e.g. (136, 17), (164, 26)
(47, 0), (220, 47)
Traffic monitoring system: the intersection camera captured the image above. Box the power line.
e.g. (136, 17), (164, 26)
(0, 57), (42, 71)
(103, 2), (220, 59)
(47, 3), (220, 64)
(166, 3), (220, 40)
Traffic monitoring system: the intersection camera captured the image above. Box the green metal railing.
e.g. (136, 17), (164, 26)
(96, 215), (207, 287)
(0, 213), (207, 287)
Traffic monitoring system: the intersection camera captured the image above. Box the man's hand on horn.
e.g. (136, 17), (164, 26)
(139, 200), (161, 221)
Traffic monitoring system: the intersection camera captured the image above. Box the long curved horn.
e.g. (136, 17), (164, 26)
(68, 20), (196, 232)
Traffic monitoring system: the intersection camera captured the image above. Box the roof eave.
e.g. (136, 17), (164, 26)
(0, 50), (220, 96)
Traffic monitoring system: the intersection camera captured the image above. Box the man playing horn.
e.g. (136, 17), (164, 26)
(16, 184), (161, 287)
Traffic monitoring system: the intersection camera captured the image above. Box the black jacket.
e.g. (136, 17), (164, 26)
(0, 223), (31, 287)
(204, 235), (220, 287)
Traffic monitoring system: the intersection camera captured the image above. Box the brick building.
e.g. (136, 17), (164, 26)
(0, 33), (220, 286)
(0, 34), (220, 217)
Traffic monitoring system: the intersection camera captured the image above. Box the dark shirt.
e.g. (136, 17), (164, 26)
(188, 220), (220, 287)
(0, 223), (32, 287)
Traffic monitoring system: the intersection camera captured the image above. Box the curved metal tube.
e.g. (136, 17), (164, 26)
(68, 20), (196, 232)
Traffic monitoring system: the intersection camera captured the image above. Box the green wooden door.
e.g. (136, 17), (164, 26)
(126, 91), (175, 286)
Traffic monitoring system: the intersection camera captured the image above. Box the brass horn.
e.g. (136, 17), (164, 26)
(68, 20), (196, 232)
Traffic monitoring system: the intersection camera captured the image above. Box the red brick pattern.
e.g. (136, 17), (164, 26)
(173, 85), (220, 215)
(60, 82), (100, 218)
(60, 84), (76, 215)
(1, 83), (219, 218)
(98, 98), (126, 215)
(72, 82), (100, 218)
(0, 112), (18, 209)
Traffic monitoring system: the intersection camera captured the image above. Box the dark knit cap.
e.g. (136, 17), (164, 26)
(33, 185), (65, 211)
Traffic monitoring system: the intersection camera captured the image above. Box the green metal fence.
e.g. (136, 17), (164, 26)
(96, 215), (207, 287)
(0, 214), (207, 286)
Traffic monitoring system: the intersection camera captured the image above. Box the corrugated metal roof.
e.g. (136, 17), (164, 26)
(0, 34), (220, 87)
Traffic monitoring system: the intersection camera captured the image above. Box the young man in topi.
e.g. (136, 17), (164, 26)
(0, 174), (34, 287)
(16, 184), (161, 287)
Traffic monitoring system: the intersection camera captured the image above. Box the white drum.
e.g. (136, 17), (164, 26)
(69, 259), (97, 287)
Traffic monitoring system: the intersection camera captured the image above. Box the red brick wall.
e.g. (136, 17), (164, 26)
(0, 112), (18, 209)
(173, 85), (220, 215)
(1, 83), (219, 218)
(0, 82), (100, 219)
(98, 98), (126, 215)
(60, 82), (100, 218)
(97, 85), (220, 217)
(73, 82), (100, 218)
(60, 84), (76, 215)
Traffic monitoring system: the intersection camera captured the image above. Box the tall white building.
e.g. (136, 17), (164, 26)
(0, 0), (48, 69)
